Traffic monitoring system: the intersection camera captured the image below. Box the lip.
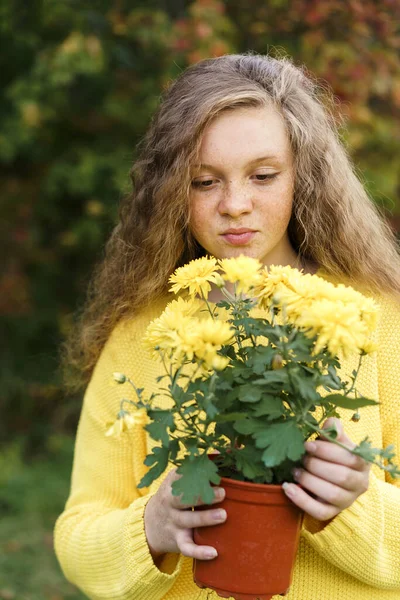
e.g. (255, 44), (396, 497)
(223, 228), (256, 234)
(221, 229), (257, 246)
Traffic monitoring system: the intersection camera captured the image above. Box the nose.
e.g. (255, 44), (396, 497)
(218, 181), (253, 217)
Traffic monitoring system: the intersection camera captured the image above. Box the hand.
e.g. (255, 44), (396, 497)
(282, 418), (370, 521)
(144, 468), (227, 562)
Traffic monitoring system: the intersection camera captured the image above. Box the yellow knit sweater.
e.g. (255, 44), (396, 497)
(55, 293), (400, 600)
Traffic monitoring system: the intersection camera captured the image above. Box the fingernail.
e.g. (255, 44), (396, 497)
(214, 487), (225, 500)
(305, 441), (317, 453)
(206, 548), (218, 559)
(282, 482), (296, 497)
(292, 468), (302, 480)
(212, 509), (226, 521)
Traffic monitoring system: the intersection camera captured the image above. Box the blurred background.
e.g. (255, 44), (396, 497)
(1, 0), (399, 597)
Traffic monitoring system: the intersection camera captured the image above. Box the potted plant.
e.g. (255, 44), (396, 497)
(107, 256), (399, 600)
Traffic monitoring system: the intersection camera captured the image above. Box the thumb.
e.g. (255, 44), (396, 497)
(321, 417), (355, 450)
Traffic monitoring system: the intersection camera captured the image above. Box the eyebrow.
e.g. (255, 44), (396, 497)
(194, 155), (280, 171)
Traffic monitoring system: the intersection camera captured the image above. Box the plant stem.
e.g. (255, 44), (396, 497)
(201, 291), (216, 318)
(305, 420), (365, 458)
(126, 376), (144, 399)
(345, 354), (363, 397)
(120, 398), (139, 411)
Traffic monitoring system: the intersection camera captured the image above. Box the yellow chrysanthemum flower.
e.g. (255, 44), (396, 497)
(187, 318), (234, 368)
(296, 300), (370, 357)
(313, 282), (377, 333)
(358, 296), (378, 332)
(252, 267), (379, 344)
(169, 256), (224, 299)
(105, 410), (147, 437)
(143, 310), (193, 363)
(164, 296), (203, 318)
(360, 340), (378, 355)
(194, 318), (234, 347)
(218, 255), (263, 294)
(252, 265), (303, 309)
(143, 297), (233, 368)
(271, 273), (332, 321)
(143, 298), (201, 357)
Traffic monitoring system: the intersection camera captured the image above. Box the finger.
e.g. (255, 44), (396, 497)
(174, 506), (227, 529)
(302, 455), (368, 491)
(176, 529), (218, 560)
(292, 468), (354, 508)
(304, 439), (368, 471)
(283, 482), (339, 521)
(170, 486), (226, 509)
(321, 417), (356, 449)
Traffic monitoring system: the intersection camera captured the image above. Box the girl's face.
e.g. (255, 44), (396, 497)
(189, 105), (298, 267)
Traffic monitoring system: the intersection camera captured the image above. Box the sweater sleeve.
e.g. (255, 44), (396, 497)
(301, 295), (400, 590)
(54, 310), (184, 600)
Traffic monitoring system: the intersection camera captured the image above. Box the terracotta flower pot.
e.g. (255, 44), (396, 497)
(193, 475), (303, 600)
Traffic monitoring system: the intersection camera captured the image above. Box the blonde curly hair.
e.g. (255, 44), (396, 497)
(62, 53), (400, 390)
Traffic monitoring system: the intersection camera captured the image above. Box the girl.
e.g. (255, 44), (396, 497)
(55, 53), (400, 599)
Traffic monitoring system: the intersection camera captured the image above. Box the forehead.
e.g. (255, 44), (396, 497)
(197, 105), (292, 167)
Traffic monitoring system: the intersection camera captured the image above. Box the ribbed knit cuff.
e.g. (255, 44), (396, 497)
(301, 474), (376, 553)
(124, 494), (184, 597)
(299, 475), (400, 588)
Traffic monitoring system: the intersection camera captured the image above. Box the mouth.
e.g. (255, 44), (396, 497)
(221, 229), (257, 246)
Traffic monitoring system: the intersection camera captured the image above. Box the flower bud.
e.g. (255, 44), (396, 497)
(113, 372), (126, 384)
(212, 355), (230, 371)
(271, 354), (284, 370)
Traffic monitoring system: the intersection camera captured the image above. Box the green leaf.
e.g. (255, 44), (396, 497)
(214, 412), (247, 422)
(233, 418), (265, 435)
(253, 371), (289, 387)
(169, 383), (187, 407)
(138, 446), (169, 488)
(289, 369), (320, 402)
(351, 437), (400, 479)
(146, 410), (176, 447)
(320, 424), (339, 439)
(251, 395), (285, 419)
(248, 345), (276, 374)
(216, 379), (233, 391)
(204, 393), (219, 419)
(216, 300), (231, 310)
(233, 446), (272, 482)
(183, 437), (201, 457)
(215, 420), (236, 441)
(183, 404), (198, 416)
(323, 394), (379, 410)
(169, 439), (180, 462)
(381, 444), (396, 460)
(224, 344), (237, 360)
(172, 454), (221, 505)
(254, 421), (305, 467)
(238, 385), (263, 403)
(351, 437), (380, 462)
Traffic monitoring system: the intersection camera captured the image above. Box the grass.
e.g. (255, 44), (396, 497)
(0, 436), (86, 600)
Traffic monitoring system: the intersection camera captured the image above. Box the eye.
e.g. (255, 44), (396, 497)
(253, 173), (278, 182)
(191, 179), (216, 190)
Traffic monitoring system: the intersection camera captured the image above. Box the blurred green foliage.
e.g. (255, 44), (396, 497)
(1, 0), (399, 452)
(0, 435), (85, 597)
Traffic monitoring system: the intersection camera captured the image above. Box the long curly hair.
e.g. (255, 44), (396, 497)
(62, 53), (400, 391)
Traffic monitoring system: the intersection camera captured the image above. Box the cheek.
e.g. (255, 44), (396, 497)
(189, 202), (211, 237)
(263, 183), (294, 226)
(261, 197), (293, 228)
